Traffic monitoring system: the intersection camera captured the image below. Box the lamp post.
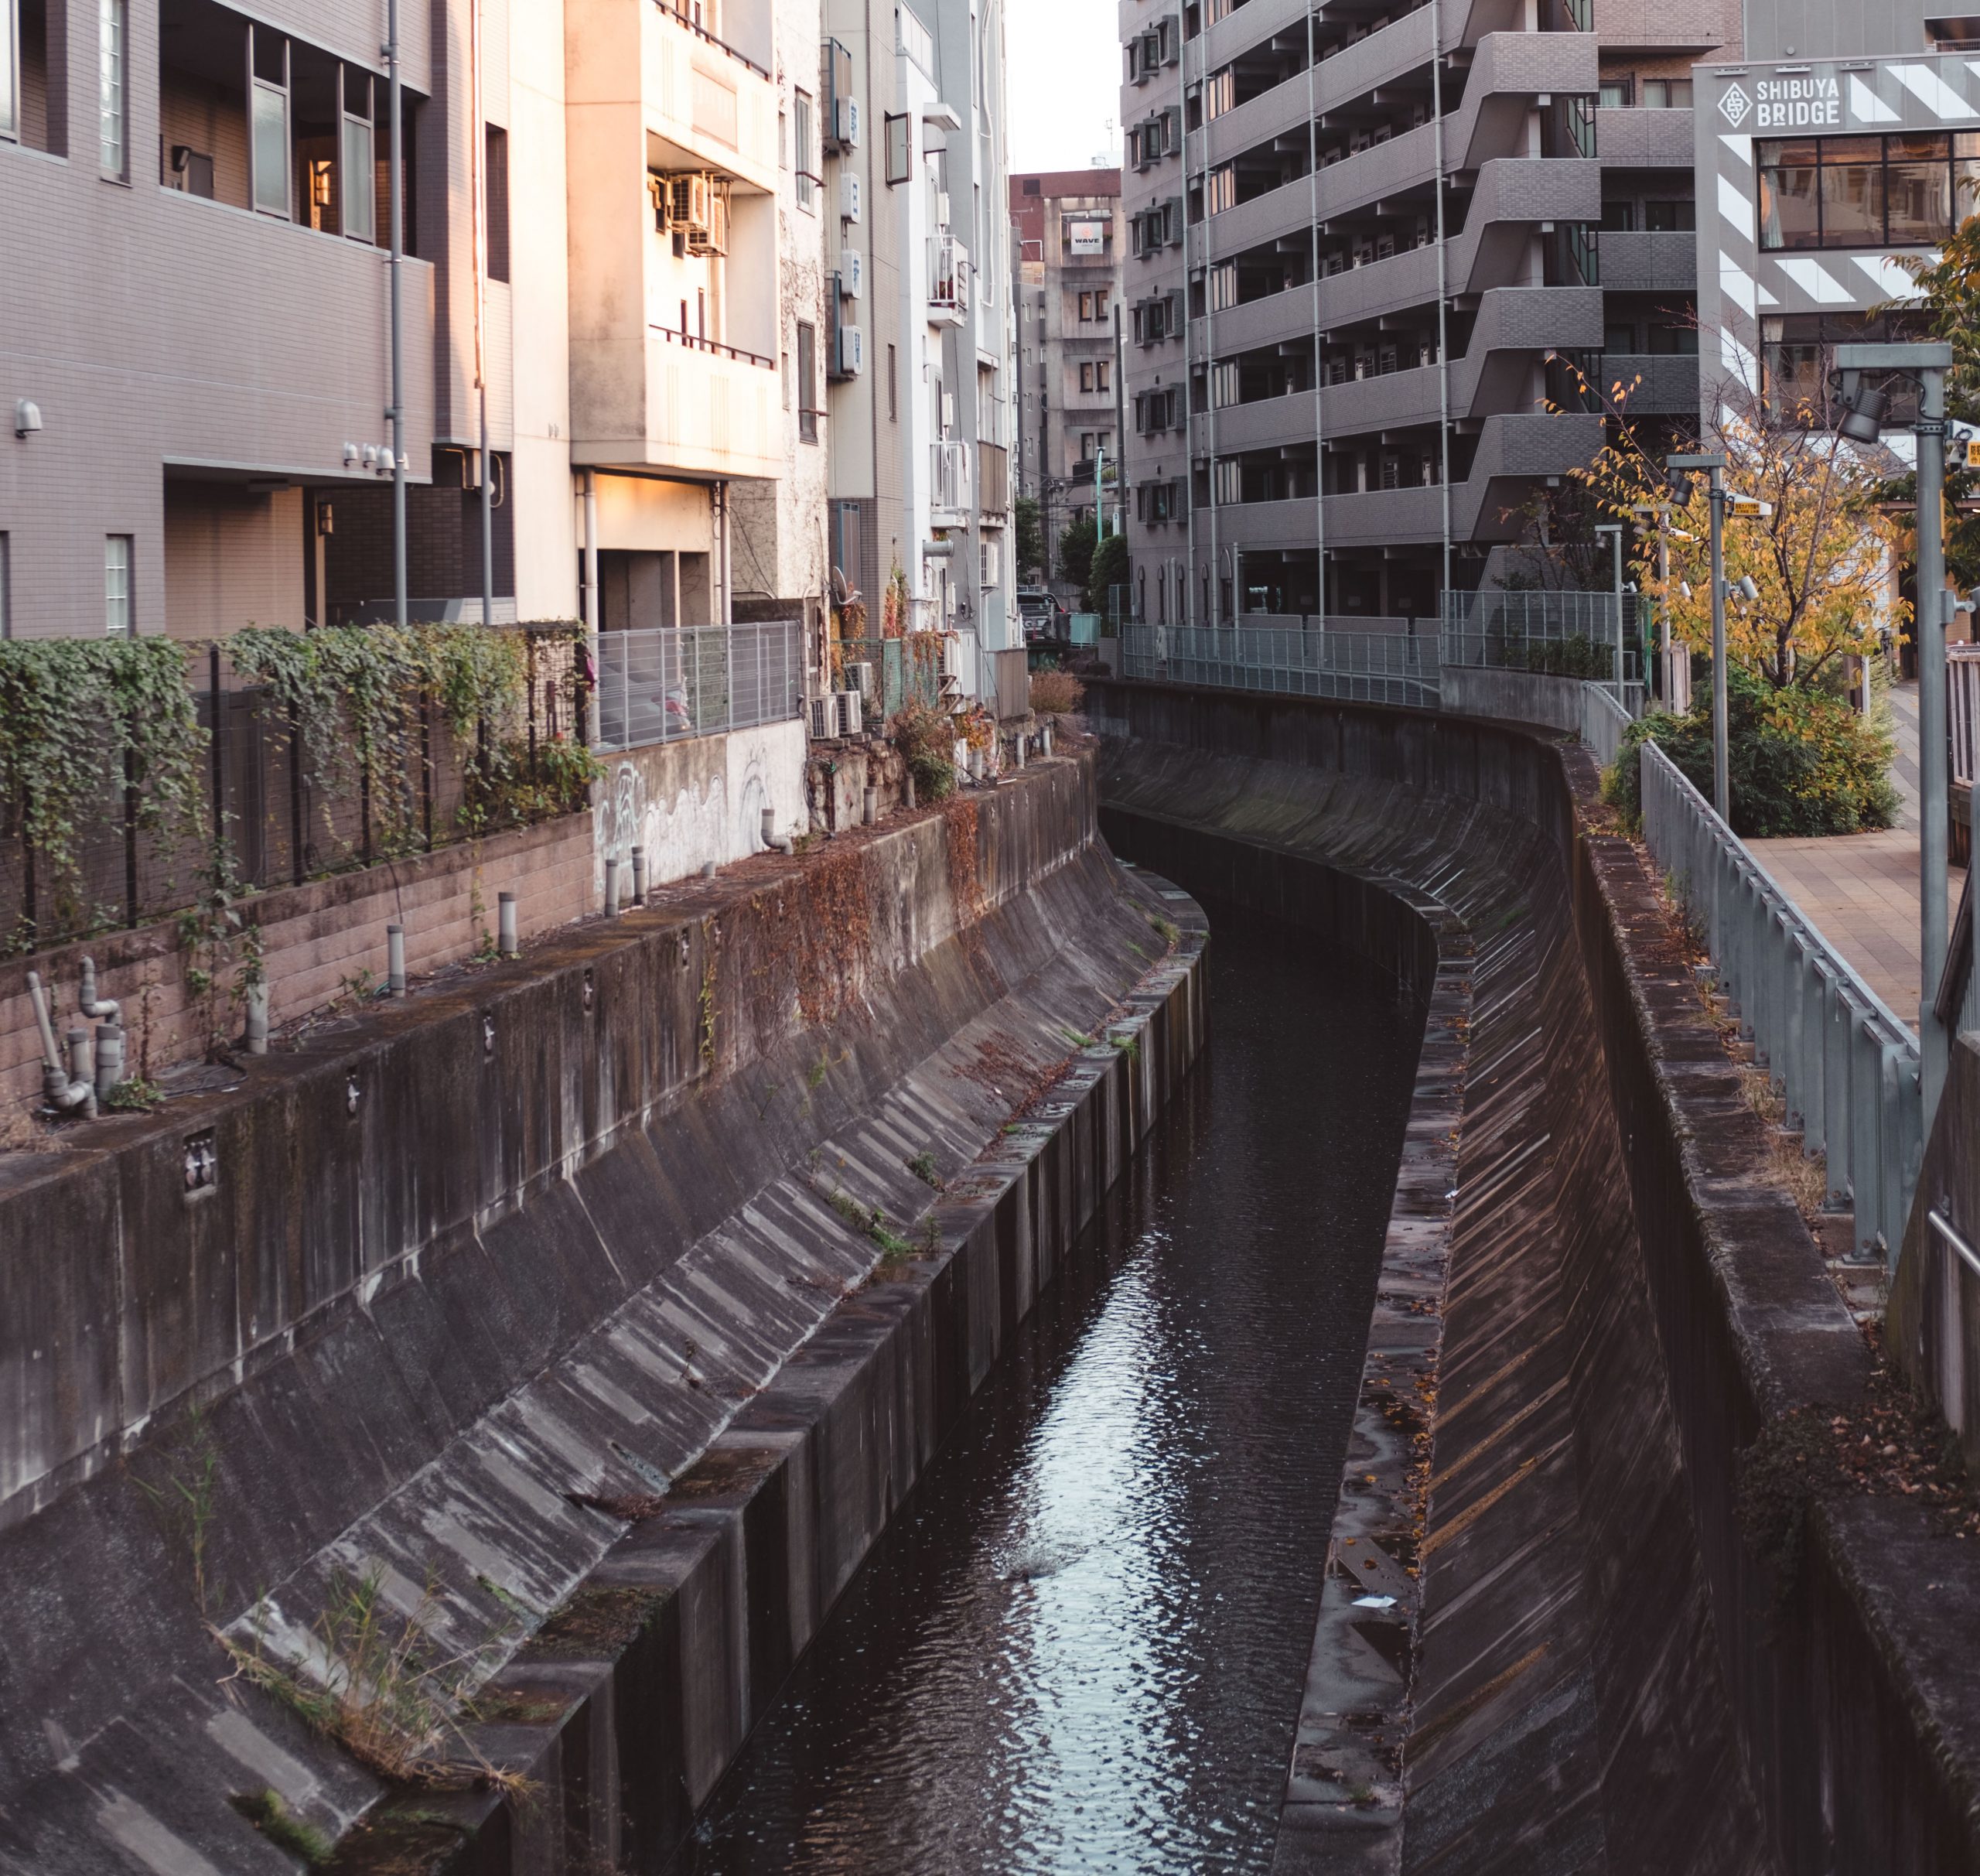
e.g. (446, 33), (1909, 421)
(1834, 340), (1956, 1118)
(1594, 521), (1624, 701)
(1668, 453), (1729, 818)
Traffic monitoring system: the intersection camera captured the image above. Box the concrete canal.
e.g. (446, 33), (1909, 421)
(668, 907), (1423, 1874)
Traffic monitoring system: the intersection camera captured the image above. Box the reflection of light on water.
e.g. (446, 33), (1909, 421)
(667, 909), (1419, 1876)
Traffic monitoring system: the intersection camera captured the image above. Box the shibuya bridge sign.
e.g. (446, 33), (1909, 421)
(1717, 73), (1842, 130)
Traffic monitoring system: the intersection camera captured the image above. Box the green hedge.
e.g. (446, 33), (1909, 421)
(1606, 665), (1899, 839)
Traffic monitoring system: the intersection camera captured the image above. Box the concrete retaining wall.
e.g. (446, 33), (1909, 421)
(0, 751), (1207, 1874)
(1091, 678), (1980, 1876)
(2, 723), (811, 1118)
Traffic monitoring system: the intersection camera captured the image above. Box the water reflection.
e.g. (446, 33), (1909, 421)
(670, 900), (1422, 1874)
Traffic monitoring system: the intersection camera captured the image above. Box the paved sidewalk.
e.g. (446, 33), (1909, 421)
(1748, 680), (1961, 1030)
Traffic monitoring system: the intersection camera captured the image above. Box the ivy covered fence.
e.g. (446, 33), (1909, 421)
(0, 624), (596, 956)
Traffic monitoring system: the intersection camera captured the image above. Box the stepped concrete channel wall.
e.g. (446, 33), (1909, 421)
(1090, 680), (1980, 1876)
(0, 753), (1207, 1874)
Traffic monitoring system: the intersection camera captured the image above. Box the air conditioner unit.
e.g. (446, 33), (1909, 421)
(934, 190), (951, 228)
(833, 96), (861, 149)
(833, 690), (863, 736)
(846, 661), (876, 695)
(663, 171), (715, 236)
(835, 322), (865, 376)
(807, 695), (836, 738)
(840, 173), (862, 222)
(686, 185), (729, 256)
(839, 248), (863, 297)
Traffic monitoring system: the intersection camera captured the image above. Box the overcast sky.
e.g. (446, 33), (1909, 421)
(1005, 0), (1121, 173)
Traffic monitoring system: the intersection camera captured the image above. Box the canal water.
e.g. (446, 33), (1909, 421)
(668, 897), (1424, 1874)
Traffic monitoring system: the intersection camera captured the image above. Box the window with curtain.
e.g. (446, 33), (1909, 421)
(1759, 131), (1974, 250)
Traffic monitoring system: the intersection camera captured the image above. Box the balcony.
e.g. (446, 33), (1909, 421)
(1595, 108), (1695, 168)
(930, 235), (971, 325)
(1591, 354), (1700, 416)
(1599, 229), (1697, 292)
(566, 0), (782, 477)
(931, 440), (971, 522)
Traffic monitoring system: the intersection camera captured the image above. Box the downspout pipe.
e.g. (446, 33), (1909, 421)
(473, 0), (494, 629)
(78, 955), (118, 1022)
(26, 972), (94, 1115)
(583, 468), (600, 742)
(1430, 0), (1452, 604)
(388, 0), (408, 629)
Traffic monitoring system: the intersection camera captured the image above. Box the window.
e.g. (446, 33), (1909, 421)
(250, 27), (289, 217)
(794, 89), (816, 210)
(1644, 198), (1694, 231)
(104, 536), (131, 637)
(1203, 163), (1234, 214)
(1094, 289), (1109, 320)
(0, 534), (9, 638)
(888, 342), (897, 419)
(484, 125), (509, 280)
(1097, 358), (1110, 392)
(1758, 131), (1971, 251)
(343, 77), (376, 242)
(99, 0), (125, 176)
(1641, 78), (1692, 109)
(1078, 291), (1093, 321)
(1598, 78), (1632, 109)
(797, 320), (818, 442)
(1080, 361), (1094, 391)
(884, 110), (911, 184)
(1600, 199), (1635, 231)
(1, 0), (17, 139)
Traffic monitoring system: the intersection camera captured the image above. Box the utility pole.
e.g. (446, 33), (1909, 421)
(1836, 342), (1956, 1116)
(1668, 452), (1728, 818)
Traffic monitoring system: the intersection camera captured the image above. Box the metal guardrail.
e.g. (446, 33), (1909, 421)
(1639, 740), (1922, 1263)
(1442, 587), (1647, 689)
(592, 621), (803, 753)
(1122, 623), (1442, 710)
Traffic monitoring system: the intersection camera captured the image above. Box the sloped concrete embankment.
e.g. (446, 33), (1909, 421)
(0, 754), (1205, 1874)
(1093, 680), (1980, 1875)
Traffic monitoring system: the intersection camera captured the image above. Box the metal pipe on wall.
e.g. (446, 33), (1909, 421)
(388, 0), (407, 629)
(473, 0), (493, 628)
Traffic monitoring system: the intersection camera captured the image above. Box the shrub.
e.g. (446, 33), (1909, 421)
(1029, 669), (1084, 717)
(889, 699), (956, 801)
(1605, 665), (1899, 839)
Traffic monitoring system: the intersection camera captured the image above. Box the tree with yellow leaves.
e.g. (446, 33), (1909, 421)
(1556, 354), (1907, 692)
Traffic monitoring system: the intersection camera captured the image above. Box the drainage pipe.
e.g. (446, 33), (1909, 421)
(93, 1022), (125, 1104)
(27, 972), (93, 1113)
(78, 956), (118, 1022)
(387, 923), (407, 996)
(244, 978), (269, 1054)
(583, 470), (601, 743)
(388, 0), (407, 629)
(604, 856), (621, 915)
(498, 890), (519, 957)
(631, 845), (647, 905)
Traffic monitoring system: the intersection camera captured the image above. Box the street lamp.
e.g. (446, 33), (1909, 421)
(1594, 521), (1625, 701)
(1667, 452), (1729, 818)
(1630, 502), (1698, 710)
(1832, 340), (1957, 1119)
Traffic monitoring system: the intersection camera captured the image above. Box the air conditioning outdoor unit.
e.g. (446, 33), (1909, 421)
(807, 695), (836, 738)
(661, 172), (716, 238)
(840, 173), (862, 223)
(833, 690), (864, 737)
(686, 185), (729, 256)
(846, 661), (876, 695)
(835, 323), (865, 376)
(839, 248), (863, 297)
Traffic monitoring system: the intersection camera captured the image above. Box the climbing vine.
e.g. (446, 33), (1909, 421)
(0, 637), (207, 950)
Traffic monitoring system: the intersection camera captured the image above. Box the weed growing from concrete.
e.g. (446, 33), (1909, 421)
(906, 1149), (942, 1188)
(134, 1406), (223, 1615)
(230, 1789), (331, 1866)
(222, 1565), (527, 1796)
(1111, 1029), (1142, 1066)
(825, 1186), (916, 1258)
(698, 952), (717, 1067)
(101, 1076), (162, 1112)
(1149, 913), (1180, 947)
(1058, 1025), (1095, 1051)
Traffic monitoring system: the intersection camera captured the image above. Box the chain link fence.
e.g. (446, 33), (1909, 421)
(593, 621), (804, 753)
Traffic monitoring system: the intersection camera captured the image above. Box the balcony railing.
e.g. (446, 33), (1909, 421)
(929, 235), (971, 319)
(592, 621), (804, 753)
(931, 440), (970, 516)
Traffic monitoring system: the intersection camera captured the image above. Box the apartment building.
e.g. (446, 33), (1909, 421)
(0, 0), (801, 641)
(1011, 168), (1125, 578)
(1115, 0), (1735, 627)
(820, 0), (1017, 675)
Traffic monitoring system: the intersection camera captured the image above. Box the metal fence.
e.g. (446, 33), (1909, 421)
(1640, 740), (1921, 1262)
(1951, 645), (1980, 786)
(1122, 623), (1442, 710)
(2, 626), (586, 955)
(835, 634), (945, 719)
(592, 621), (804, 753)
(1442, 587), (1648, 689)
